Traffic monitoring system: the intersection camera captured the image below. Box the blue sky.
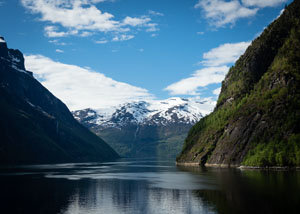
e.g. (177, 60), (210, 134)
(0, 0), (292, 110)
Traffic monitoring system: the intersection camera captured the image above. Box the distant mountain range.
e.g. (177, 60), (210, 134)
(73, 98), (215, 159)
(0, 36), (119, 164)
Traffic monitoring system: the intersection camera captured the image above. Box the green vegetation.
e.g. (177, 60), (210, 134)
(243, 134), (300, 166)
(177, 0), (300, 167)
(94, 124), (190, 160)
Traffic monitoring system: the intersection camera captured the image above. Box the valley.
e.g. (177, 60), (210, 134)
(73, 98), (215, 159)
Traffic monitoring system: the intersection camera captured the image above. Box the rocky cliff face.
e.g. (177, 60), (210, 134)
(177, 0), (300, 167)
(73, 98), (215, 159)
(0, 37), (119, 164)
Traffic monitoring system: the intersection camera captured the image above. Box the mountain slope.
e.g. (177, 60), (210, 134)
(0, 37), (119, 164)
(73, 98), (215, 159)
(177, 0), (300, 167)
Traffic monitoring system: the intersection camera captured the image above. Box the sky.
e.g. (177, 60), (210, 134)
(0, 0), (292, 110)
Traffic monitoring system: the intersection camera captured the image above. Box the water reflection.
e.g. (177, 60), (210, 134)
(58, 180), (215, 214)
(180, 166), (300, 214)
(0, 161), (299, 214)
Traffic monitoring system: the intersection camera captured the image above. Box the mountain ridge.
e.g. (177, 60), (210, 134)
(0, 37), (119, 164)
(73, 98), (215, 159)
(73, 97), (215, 127)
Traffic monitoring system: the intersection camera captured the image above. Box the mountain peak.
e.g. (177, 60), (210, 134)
(0, 36), (8, 58)
(73, 98), (216, 128)
(0, 36), (7, 43)
(73, 98), (216, 158)
(0, 36), (31, 75)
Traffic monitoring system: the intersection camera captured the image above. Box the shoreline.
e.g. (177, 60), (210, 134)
(175, 162), (201, 166)
(176, 162), (300, 170)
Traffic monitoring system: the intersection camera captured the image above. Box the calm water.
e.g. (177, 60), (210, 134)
(0, 160), (300, 214)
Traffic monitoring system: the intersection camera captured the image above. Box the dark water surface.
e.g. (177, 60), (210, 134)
(0, 160), (300, 214)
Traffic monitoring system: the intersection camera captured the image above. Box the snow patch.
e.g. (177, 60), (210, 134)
(11, 55), (21, 63)
(73, 97), (216, 127)
(11, 64), (29, 75)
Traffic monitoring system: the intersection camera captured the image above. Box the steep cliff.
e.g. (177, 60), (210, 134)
(177, 0), (300, 167)
(0, 37), (119, 164)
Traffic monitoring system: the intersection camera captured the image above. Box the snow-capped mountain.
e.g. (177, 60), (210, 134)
(72, 98), (216, 159)
(0, 36), (32, 76)
(73, 97), (215, 129)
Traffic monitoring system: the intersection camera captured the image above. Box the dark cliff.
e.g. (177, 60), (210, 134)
(0, 37), (119, 164)
(177, 0), (300, 167)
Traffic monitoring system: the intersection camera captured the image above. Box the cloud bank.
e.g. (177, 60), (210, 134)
(165, 66), (229, 95)
(201, 41), (251, 66)
(21, 0), (160, 40)
(241, 0), (287, 8)
(164, 41), (250, 96)
(195, 0), (288, 28)
(25, 55), (154, 110)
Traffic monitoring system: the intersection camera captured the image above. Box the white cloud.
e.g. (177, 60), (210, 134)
(122, 16), (159, 32)
(278, 8), (285, 16)
(55, 49), (64, 53)
(195, 0), (258, 27)
(24, 55), (154, 110)
(22, 0), (119, 31)
(197, 31), (205, 35)
(112, 34), (134, 42)
(79, 31), (94, 37)
(44, 26), (78, 37)
(241, 0), (287, 8)
(148, 10), (164, 16)
(49, 39), (67, 46)
(195, 0), (288, 28)
(165, 41), (249, 96)
(145, 23), (159, 32)
(164, 66), (229, 95)
(122, 16), (151, 27)
(201, 41), (251, 66)
(213, 87), (221, 96)
(21, 0), (160, 39)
